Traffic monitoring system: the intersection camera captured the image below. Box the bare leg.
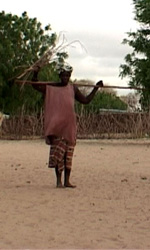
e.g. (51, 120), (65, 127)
(64, 168), (76, 188)
(55, 167), (63, 188)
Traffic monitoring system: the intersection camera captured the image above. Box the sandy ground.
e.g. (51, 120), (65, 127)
(1, 138), (150, 249)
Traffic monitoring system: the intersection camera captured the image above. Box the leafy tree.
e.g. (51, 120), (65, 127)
(0, 11), (67, 114)
(74, 79), (127, 114)
(75, 90), (128, 115)
(119, 0), (150, 110)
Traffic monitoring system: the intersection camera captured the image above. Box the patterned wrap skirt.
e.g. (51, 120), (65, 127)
(48, 136), (75, 173)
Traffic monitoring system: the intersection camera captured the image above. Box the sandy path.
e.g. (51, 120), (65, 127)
(0, 139), (150, 249)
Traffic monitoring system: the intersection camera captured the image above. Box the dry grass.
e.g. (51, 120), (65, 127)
(1, 111), (150, 140)
(77, 112), (150, 139)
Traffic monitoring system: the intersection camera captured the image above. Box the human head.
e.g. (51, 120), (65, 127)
(56, 63), (73, 85)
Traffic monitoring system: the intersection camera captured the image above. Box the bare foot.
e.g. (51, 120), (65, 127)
(64, 182), (76, 188)
(56, 183), (64, 188)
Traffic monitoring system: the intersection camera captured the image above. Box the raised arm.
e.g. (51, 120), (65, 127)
(74, 80), (103, 104)
(32, 67), (46, 95)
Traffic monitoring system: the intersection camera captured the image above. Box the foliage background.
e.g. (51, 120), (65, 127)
(119, 0), (150, 110)
(0, 11), (128, 116)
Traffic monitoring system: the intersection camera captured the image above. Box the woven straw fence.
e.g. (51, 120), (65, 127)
(1, 111), (150, 140)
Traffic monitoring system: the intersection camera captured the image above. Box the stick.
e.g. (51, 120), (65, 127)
(15, 79), (145, 91)
(75, 84), (144, 91)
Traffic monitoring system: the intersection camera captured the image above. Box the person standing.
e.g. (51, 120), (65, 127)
(32, 64), (103, 188)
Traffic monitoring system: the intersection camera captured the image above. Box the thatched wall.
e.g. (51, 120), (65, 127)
(1, 112), (150, 139)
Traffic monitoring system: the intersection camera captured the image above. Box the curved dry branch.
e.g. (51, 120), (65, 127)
(16, 33), (86, 82)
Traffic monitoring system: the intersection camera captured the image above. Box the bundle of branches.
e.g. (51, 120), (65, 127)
(15, 33), (144, 92)
(16, 33), (85, 86)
